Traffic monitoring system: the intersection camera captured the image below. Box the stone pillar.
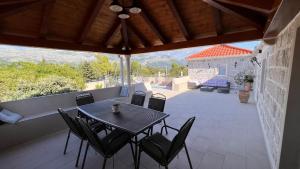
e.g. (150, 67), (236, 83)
(125, 54), (131, 86)
(119, 55), (125, 86)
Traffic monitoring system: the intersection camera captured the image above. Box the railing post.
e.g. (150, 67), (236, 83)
(125, 54), (131, 87)
(119, 55), (125, 86)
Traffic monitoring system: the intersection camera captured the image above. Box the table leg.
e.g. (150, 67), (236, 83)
(134, 136), (138, 169)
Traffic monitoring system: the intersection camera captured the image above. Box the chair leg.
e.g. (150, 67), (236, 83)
(129, 142), (135, 163)
(102, 158), (107, 169)
(165, 166), (168, 169)
(137, 150), (142, 169)
(75, 139), (83, 167)
(81, 142), (90, 169)
(184, 144), (193, 169)
(163, 120), (168, 134)
(63, 129), (71, 154)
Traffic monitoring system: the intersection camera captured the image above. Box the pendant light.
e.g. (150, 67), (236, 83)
(118, 10), (130, 19)
(109, 0), (123, 12)
(129, 0), (142, 14)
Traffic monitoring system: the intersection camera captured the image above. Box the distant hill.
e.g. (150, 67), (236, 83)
(0, 44), (209, 68)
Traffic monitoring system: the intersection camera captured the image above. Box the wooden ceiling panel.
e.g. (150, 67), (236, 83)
(0, 4), (43, 37)
(0, 0), (284, 54)
(49, 0), (93, 40)
(140, 0), (184, 42)
(175, 0), (216, 37)
(223, 0), (275, 10)
(106, 25), (121, 48)
(129, 14), (163, 46)
(85, 0), (116, 44)
(222, 12), (254, 32)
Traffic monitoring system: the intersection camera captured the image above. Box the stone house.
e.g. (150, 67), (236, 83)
(186, 44), (254, 88)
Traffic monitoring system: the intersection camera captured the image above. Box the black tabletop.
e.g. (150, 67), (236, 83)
(77, 100), (169, 135)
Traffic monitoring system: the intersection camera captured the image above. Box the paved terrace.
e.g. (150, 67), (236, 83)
(0, 90), (270, 169)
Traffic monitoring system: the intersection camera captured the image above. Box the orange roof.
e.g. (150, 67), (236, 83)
(187, 44), (252, 60)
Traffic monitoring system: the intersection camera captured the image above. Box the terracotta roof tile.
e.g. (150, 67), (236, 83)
(187, 44), (252, 60)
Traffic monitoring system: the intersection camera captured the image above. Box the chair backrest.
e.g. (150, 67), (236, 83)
(77, 118), (105, 154)
(131, 91), (146, 106)
(58, 108), (85, 139)
(76, 92), (95, 106)
(148, 93), (166, 112)
(167, 117), (196, 159)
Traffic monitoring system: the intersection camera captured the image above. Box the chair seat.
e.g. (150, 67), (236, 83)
(102, 129), (132, 157)
(140, 133), (172, 164)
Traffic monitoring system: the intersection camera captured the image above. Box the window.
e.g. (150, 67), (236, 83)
(218, 66), (227, 75)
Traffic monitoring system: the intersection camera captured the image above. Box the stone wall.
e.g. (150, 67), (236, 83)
(188, 55), (254, 88)
(254, 12), (300, 169)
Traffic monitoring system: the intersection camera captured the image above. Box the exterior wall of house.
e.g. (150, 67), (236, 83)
(188, 55), (253, 88)
(254, 12), (300, 169)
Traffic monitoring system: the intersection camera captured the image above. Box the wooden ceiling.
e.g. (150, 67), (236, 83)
(0, 0), (283, 54)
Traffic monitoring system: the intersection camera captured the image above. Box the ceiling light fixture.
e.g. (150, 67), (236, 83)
(109, 0), (123, 12)
(110, 0), (141, 19)
(129, 0), (142, 14)
(118, 10), (130, 19)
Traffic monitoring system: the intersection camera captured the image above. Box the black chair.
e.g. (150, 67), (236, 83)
(148, 93), (168, 134)
(76, 92), (95, 119)
(137, 117), (196, 169)
(58, 108), (106, 167)
(77, 118), (135, 169)
(131, 91), (146, 107)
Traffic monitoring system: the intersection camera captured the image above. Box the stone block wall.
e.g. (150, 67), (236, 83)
(188, 55), (254, 88)
(254, 12), (300, 169)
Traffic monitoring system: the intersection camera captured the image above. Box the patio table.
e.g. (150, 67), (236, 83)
(77, 99), (169, 168)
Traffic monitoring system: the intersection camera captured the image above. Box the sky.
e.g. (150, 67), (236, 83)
(132, 40), (260, 59)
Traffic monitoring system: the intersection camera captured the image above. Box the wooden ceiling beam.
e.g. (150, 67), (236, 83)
(0, 0), (36, 6)
(131, 29), (262, 54)
(77, 0), (105, 43)
(0, 0), (50, 18)
(101, 19), (121, 47)
(39, 0), (55, 38)
(121, 19), (130, 50)
(139, 2), (168, 44)
(166, 0), (191, 40)
(127, 21), (150, 47)
(212, 8), (223, 35)
(203, 0), (266, 31)
(215, 0), (273, 16)
(0, 33), (127, 54)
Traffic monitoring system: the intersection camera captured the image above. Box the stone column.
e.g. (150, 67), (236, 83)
(119, 55), (125, 86)
(125, 54), (131, 86)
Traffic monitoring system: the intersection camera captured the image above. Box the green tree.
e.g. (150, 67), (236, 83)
(131, 61), (142, 76)
(169, 63), (188, 77)
(81, 61), (97, 81)
(91, 55), (113, 78)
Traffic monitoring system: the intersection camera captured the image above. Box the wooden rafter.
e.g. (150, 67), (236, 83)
(203, 0), (266, 31)
(0, 33), (127, 54)
(0, 0), (49, 18)
(131, 29), (262, 54)
(77, 0), (105, 43)
(215, 0), (273, 16)
(102, 19), (121, 46)
(127, 21), (150, 47)
(139, 2), (168, 44)
(212, 8), (223, 35)
(166, 0), (190, 40)
(39, 0), (55, 38)
(121, 19), (130, 50)
(0, 0), (36, 6)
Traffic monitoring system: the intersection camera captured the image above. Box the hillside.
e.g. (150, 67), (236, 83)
(0, 44), (209, 68)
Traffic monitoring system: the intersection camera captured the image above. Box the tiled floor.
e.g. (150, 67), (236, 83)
(0, 90), (271, 169)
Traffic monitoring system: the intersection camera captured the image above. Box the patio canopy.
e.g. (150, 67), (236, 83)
(0, 0), (291, 54)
